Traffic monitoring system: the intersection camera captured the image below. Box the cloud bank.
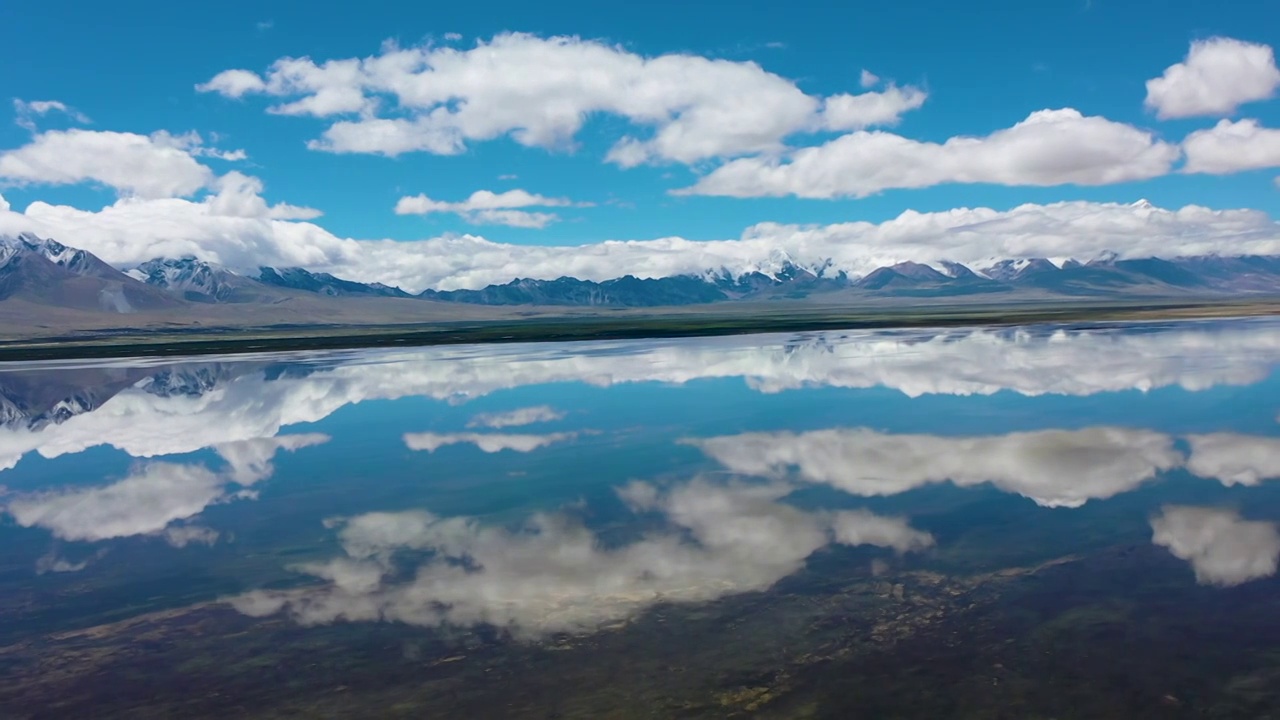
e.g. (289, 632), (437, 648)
(197, 32), (927, 164)
(4, 193), (1280, 291)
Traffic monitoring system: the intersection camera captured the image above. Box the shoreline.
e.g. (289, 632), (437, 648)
(0, 299), (1276, 362)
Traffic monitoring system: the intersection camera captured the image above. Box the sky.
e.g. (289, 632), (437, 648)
(2, 0), (1280, 291)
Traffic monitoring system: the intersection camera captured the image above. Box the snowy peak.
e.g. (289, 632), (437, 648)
(0, 233), (105, 276)
(133, 256), (252, 303)
(981, 257), (1058, 281)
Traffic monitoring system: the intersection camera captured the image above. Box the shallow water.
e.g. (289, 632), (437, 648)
(3, 317), (1280, 718)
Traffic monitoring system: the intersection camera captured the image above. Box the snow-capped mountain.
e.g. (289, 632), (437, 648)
(0, 234), (178, 312)
(256, 266), (410, 298)
(4, 232), (1280, 314)
(128, 257), (270, 303)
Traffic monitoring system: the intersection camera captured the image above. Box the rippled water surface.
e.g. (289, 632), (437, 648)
(4, 317), (1280, 718)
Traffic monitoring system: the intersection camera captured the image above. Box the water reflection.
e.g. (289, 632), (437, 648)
(1151, 506), (1280, 586)
(2, 318), (1280, 716)
(5, 433), (328, 543)
(0, 319), (1276, 472)
(232, 477), (933, 638)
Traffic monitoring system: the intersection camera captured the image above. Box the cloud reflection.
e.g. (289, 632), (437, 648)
(688, 427), (1184, 508)
(3, 433), (329, 543)
(1151, 505), (1280, 586)
(404, 431), (578, 453)
(229, 478), (933, 638)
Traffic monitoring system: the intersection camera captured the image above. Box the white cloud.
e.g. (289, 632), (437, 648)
(1182, 119), (1280, 174)
(822, 84), (927, 131)
(688, 426), (1184, 508)
(207, 172), (322, 221)
(860, 69), (880, 89)
(1145, 37), (1280, 119)
(681, 109), (1179, 198)
(196, 69), (269, 98)
(403, 431), (578, 453)
(227, 477), (932, 637)
(1185, 433), (1280, 486)
(198, 33), (925, 164)
(13, 99), (91, 132)
(467, 405), (566, 429)
(0, 129), (218, 199)
(4, 196), (1279, 293)
(1151, 505), (1280, 586)
(394, 189), (579, 228)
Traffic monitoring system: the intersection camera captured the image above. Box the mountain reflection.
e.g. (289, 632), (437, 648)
(0, 319), (1276, 471)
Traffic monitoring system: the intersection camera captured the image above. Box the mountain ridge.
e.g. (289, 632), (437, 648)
(4, 233), (1280, 312)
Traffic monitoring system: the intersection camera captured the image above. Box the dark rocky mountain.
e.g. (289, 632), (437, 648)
(130, 257), (290, 303)
(0, 233), (178, 312)
(419, 275), (729, 306)
(852, 262), (1007, 296)
(0, 362), (273, 431)
(257, 267), (410, 298)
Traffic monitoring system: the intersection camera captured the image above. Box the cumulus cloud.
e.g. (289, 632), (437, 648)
(1, 433), (329, 542)
(197, 33), (925, 164)
(394, 189), (581, 228)
(13, 99), (91, 132)
(207, 172), (323, 221)
(4, 195), (1280, 292)
(1182, 119), (1280, 174)
(196, 69), (269, 98)
(821, 84), (927, 131)
(227, 477), (932, 637)
(1185, 433), (1280, 486)
(467, 405), (566, 429)
(681, 109), (1179, 198)
(1146, 37), (1280, 119)
(687, 427), (1184, 508)
(860, 69), (880, 89)
(403, 431), (578, 453)
(1151, 505), (1280, 586)
(0, 129), (218, 199)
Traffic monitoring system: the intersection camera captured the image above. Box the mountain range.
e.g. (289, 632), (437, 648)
(1, 232), (1279, 326)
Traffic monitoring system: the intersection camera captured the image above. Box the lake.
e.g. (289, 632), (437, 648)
(3, 317), (1280, 718)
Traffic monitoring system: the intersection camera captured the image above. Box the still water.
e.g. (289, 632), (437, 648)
(3, 317), (1280, 718)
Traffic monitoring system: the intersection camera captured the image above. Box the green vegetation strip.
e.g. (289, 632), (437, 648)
(0, 300), (1276, 362)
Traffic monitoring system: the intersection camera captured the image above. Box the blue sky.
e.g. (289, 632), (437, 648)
(1, 0), (1280, 290)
